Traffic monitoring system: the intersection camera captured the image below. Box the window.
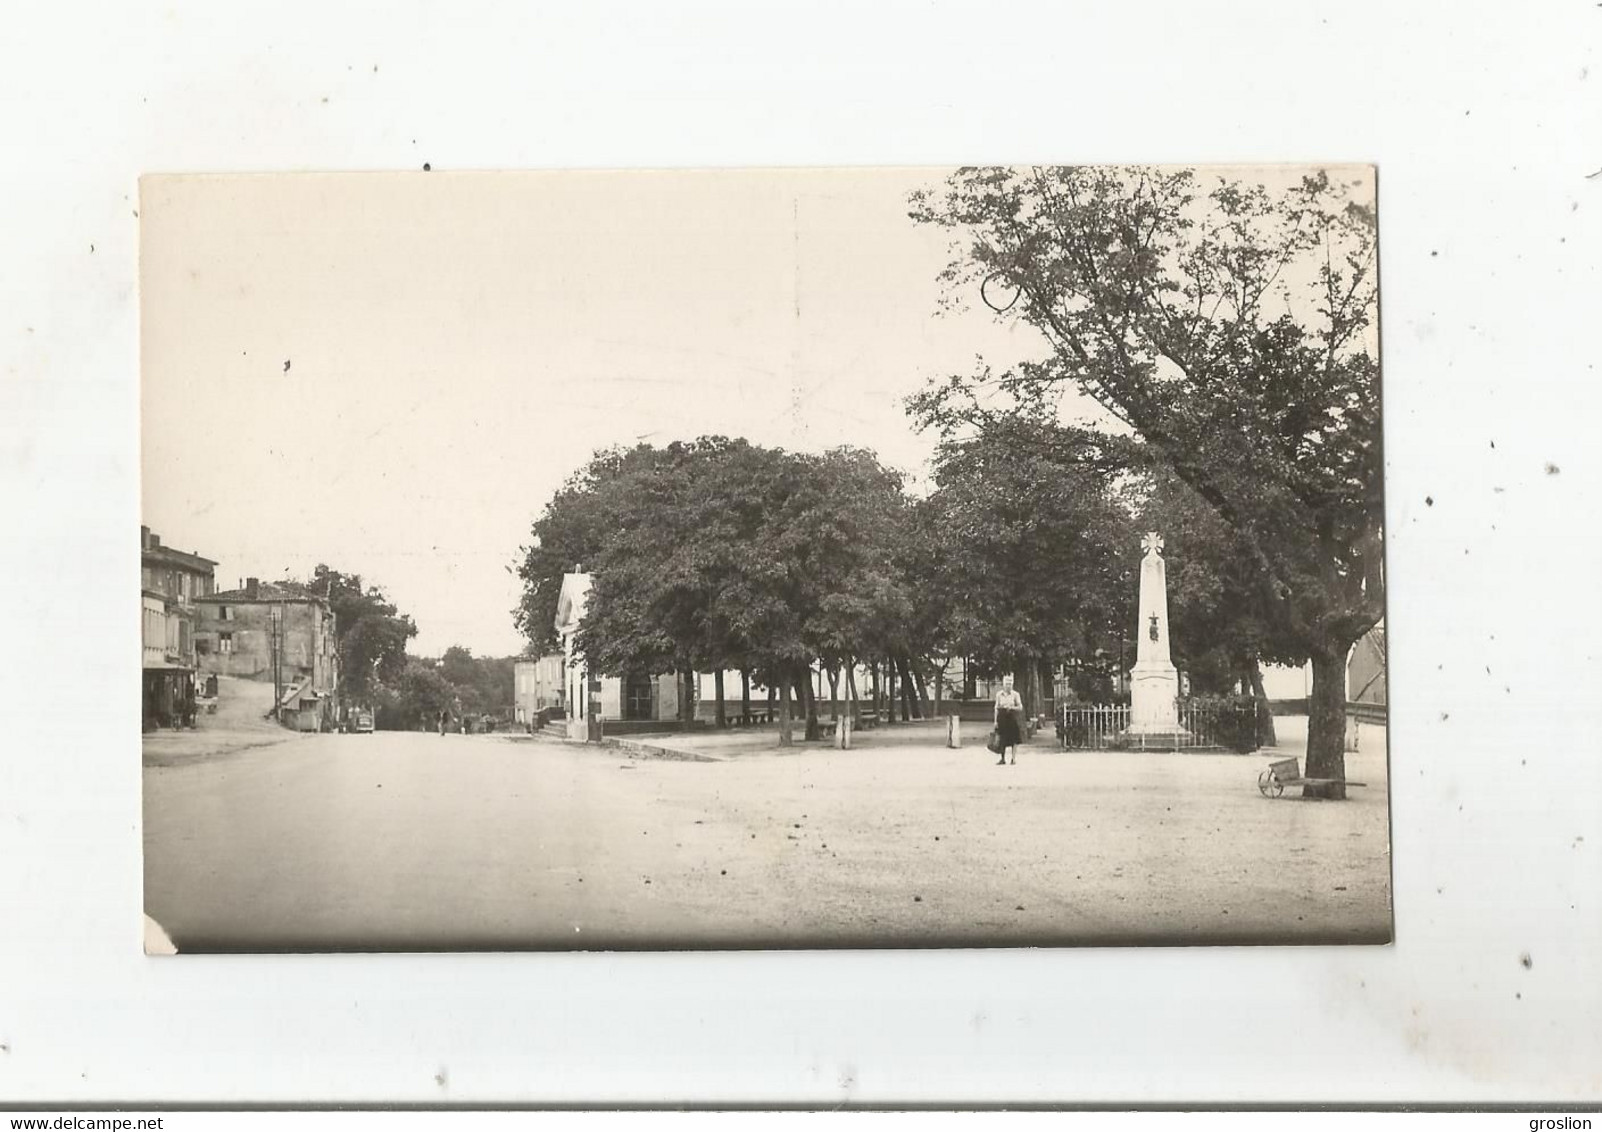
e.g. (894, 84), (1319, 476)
(219, 632), (233, 654)
(219, 605), (232, 621)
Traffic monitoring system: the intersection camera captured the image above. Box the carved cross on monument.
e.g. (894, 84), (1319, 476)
(1125, 529), (1187, 744)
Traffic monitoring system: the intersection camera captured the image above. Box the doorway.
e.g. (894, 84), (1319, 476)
(623, 672), (654, 721)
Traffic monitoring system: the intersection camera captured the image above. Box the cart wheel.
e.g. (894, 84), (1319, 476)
(1258, 769), (1284, 798)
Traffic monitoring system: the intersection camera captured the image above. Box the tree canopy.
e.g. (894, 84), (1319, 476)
(915, 419), (1136, 684)
(908, 165), (1383, 792)
(514, 438), (922, 742)
(310, 564), (418, 701)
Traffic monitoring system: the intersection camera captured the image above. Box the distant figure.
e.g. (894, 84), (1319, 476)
(437, 709), (448, 736)
(994, 674), (1024, 766)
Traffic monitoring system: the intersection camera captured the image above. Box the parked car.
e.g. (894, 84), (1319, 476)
(350, 709), (375, 734)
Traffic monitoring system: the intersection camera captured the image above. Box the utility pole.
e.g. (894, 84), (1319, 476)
(270, 604), (283, 721)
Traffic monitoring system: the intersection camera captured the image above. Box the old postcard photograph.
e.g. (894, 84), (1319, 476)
(139, 165), (1389, 952)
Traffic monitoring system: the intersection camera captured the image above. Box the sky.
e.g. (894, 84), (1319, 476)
(139, 168), (1051, 656)
(140, 165), (1373, 658)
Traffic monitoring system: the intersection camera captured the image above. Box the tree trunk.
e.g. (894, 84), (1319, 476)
(681, 669), (697, 724)
(741, 669), (751, 726)
(907, 656), (931, 718)
(845, 665), (860, 723)
(826, 665), (839, 721)
(778, 675), (793, 746)
(801, 670), (820, 741)
(1304, 643), (1348, 799)
(934, 659), (949, 717)
(791, 674), (803, 731)
(871, 661), (883, 722)
(886, 660), (897, 723)
(1248, 656), (1277, 748)
(714, 669), (726, 729)
(897, 655), (920, 720)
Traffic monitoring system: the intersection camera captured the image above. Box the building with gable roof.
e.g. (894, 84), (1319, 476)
(193, 576), (339, 730)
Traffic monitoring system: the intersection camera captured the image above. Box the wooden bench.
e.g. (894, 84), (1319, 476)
(1257, 756), (1367, 798)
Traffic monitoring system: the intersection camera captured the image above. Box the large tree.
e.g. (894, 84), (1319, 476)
(576, 440), (733, 721)
(517, 438), (914, 746)
(910, 166), (1382, 796)
(779, 447), (914, 737)
(512, 445), (652, 655)
(373, 657), (454, 731)
(912, 418), (1137, 718)
(518, 438), (799, 729)
(310, 564), (417, 702)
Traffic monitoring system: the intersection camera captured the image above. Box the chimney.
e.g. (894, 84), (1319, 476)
(150, 532), (161, 549)
(574, 562), (583, 574)
(246, 577), (260, 600)
(140, 525), (150, 549)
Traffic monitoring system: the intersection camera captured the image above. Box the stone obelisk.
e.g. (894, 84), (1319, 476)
(1124, 532), (1188, 746)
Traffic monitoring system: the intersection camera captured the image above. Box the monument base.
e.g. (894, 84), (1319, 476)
(1128, 661), (1184, 746)
(1116, 724), (1194, 751)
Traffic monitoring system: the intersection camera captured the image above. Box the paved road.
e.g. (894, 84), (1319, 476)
(142, 727), (1391, 951)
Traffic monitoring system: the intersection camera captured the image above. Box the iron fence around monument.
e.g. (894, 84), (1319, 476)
(1057, 699), (1262, 753)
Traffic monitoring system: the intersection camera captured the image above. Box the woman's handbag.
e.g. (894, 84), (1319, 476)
(986, 728), (1005, 755)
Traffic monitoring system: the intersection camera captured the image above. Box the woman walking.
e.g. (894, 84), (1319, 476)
(994, 674), (1024, 765)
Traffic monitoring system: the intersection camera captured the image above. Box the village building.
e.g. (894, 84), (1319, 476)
(1346, 622), (1386, 706)
(1258, 620), (1388, 707)
(1254, 620), (1386, 749)
(554, 570), (689, 739)
(193, 577), (340, 731)
(140, 525), (218, 730)
(512, 654), (566, 728)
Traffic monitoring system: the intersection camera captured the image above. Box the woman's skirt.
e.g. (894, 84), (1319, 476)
(996, 708), (1023, 747)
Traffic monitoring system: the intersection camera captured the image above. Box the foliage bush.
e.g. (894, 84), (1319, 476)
(1184, 693), (1262, 753)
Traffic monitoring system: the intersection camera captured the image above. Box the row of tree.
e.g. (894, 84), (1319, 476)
(516, 165), (1382, 794)
(512, 430), (1290, 747)
(369, 647), (515, 731)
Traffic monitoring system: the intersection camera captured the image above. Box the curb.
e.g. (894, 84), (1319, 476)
(498, 730), (724, 763)
(604, 737), (723, 763)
